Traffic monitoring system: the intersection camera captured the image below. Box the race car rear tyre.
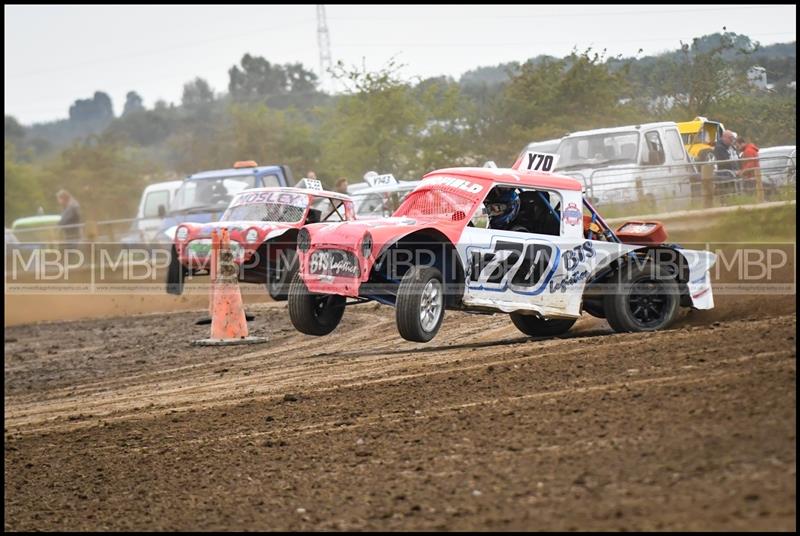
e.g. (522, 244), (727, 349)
(166, 246), (186, 296)
(267, 251), (298, 301)
(603, 260), (680, 333)
(288, 272), (345, 336)
(510, 314), (576, 337)
(396, 266), (444, 343)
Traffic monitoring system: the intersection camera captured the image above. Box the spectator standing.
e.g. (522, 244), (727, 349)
(56, 189), (82, 241)
(736, 136), (760, 195)
(714, 130), (740, 173)
(334, 177), (349, 195)
(736, 137), (760, 179)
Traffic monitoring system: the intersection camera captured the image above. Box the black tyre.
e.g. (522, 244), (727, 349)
(266, 250), (297, 301)
(288, 272), (345, 336)
(510, 313), (576, 337)
(166, 246), (186, 295)
(603, 260), (680, 333)
(396, 266), (445, 343)
(582, 299), (606, 319)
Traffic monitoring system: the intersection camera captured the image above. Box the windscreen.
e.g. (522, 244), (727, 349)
(172, 176), (257, 212)
(221, 191), (308, 223)
(393, 188), (476, 221)
(556, 131), (639, 169)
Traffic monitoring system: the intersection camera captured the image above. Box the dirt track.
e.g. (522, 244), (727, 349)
(4, 288), (797, 531)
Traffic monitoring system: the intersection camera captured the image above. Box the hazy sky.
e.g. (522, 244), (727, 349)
(4, 4), (796, 124)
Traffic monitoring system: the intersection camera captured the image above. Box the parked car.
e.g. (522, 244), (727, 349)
(757, 145), (796, 193)
(349, 181), (422, 220)
(553, 122), (699, 208)
(5, 228), (19, 245)
(10, 214), (62, 245)
(346, 172), (421, 219)
(289, 162), (717, 342)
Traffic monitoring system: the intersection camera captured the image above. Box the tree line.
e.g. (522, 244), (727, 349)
(4, 32), (796, 225)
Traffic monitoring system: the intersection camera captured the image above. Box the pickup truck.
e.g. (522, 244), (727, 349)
(552, 122), (699, 209)
(120, 179), (183, 246)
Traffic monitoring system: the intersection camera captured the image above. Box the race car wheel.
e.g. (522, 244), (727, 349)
(396, 266), (444, 343)
(288, 272), (345, 336)
(166, 246), (187, 296)
(603, 260), (680, 333)
(510, 314), (576, 337)
(266, 251), (297, 302)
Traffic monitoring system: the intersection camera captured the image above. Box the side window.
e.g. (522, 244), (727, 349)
(485, 185), (562, 236)
(143, 190), (171, 218)
(260, 174), (281, 188)
(642, 131), (665, 165)
(355, 193), (383, 217)
(664, 129), (687, 162)
(310, 197), (347, 222)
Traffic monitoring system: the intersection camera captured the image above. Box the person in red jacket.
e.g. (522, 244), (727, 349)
(736, 137), (760, 178)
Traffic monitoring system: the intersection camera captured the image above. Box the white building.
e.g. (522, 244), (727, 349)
(747, 65), (774, 90)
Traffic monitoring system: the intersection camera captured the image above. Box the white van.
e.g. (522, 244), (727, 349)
(554, 122), (698, 207)
(127, 180), (183, 243)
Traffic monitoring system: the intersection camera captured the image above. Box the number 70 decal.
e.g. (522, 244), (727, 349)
(466, 237), (560, 295)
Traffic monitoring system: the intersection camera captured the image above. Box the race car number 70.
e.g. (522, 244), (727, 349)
(469, 239), (557, 292)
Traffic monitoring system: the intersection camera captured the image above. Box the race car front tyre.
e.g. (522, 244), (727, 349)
(510, 314), (576, 337)
(267, 252), (298, 302)
(603, 260), (680, 333)
(166, 246), (186, 296)
(396, 266), (444, 343)
(288, 272), (345, 336)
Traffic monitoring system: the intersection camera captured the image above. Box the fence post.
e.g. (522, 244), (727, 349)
(85, 221), (98, 242)
(754, 168), (765, 203)
(701, 162), (714, 209)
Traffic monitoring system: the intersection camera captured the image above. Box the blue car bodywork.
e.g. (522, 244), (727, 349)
(156, 163), (294, 243)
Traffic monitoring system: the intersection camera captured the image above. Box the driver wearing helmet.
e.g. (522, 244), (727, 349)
(485, 187), (529, 233)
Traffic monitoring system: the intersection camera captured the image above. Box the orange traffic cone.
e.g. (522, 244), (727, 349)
(194, 229), (255, 325)
(192, 228), (267, 346)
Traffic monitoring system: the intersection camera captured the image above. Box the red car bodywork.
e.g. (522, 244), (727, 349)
(174, 187), (355, 273)
(298, 167), (582, 296)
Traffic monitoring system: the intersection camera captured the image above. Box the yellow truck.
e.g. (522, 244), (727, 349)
(677, 117), (725, 162)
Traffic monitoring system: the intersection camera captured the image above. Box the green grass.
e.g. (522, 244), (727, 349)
(597, 185), (796, 219)
(670, 204), (796, 244)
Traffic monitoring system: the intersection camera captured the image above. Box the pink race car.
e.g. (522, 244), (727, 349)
(166, 182), (355, 300)
(289, 161), (717, 342)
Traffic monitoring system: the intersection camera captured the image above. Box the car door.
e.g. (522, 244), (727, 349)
(454, 186), (576, 318)
(139, 189), (172, 242)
